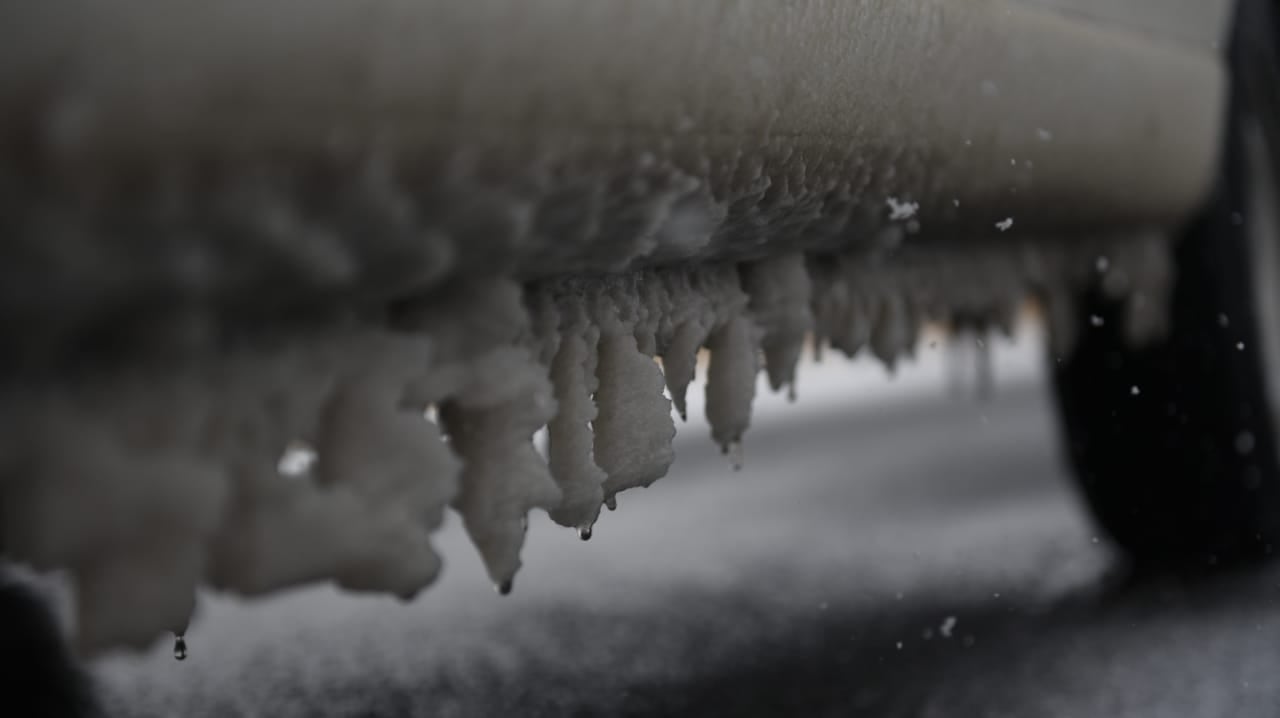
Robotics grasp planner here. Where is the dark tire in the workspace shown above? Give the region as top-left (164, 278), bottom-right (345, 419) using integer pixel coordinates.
top-left (1050, 0), bottom-right (1280, 567)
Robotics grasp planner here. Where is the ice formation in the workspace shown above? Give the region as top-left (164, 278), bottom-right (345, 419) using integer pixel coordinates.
top-left (0, 231), bottom-right (1174, 654)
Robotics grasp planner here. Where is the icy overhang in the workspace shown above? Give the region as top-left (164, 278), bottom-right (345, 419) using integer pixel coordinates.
top-left (0, 0), bottom-right (1223, 349)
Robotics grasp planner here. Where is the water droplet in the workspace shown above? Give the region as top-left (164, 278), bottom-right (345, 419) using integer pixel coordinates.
top-left (605, 495), bottom-right (618, 511)
top-left (1238, 341), bottom-right (1247, 351)
top-left (496, 578), bottom-right (513, 596)
top-left (1218, 313), bottom-right (1231, 328)
top-left (1130, 385), bottom-right (1141, 396)
top-left (896, 641), bottom-right (904, 650)
top-left (1236, 431), bottom-right (1256, 455)
top-left (1036, 128), bottom-right (1053, 141)
top-left (173, 634), bottom-right (188, 661)
top-left (1090, 315), bottom-right (1105, 327)
top-left (1091, 536), bottom-right (1100, 544)
top-left (1095, 256), bottom-right (1110, 273)
top-left (940, 616), bottom-right (957, 638)
top-left (578, 525), bottom-right (593, 541)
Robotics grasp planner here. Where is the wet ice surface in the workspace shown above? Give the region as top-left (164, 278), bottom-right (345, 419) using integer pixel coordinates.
top-left (93, 328), bottom-right (1280, 717)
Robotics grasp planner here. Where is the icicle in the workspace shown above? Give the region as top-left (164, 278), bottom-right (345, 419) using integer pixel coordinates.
top-left (545, 328), bottom-right (607, 531)
top-left (593, 334), bottom-right (677, 503)
top-left (663, 320), bottom-right (707, 422)
top-left (870, 290), bottom-right (911, 373)
top-left (73, 539), bottom-right (204, 654)
top-left (741, 253), bottom-right (814, 397)
top-left (832, 285), bottom-right (872, 358)
top-left (441, 349), bottom-right (562, 591)
top-left (311, 366), bottom-right (460, 598)
top-left (705, 315), bottom-right (759, 452)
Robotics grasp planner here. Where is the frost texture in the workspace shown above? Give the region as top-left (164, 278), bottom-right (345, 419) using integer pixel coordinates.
top-left (0, 236), bottom-right (1174, 653)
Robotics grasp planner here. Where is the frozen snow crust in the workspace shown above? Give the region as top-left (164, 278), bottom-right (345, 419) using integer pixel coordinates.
top-left (0, 232), bottom-right (1172, 654)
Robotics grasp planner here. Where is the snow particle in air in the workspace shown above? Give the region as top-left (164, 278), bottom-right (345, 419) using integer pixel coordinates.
top-left (885, 197), bottom-right (919, 221)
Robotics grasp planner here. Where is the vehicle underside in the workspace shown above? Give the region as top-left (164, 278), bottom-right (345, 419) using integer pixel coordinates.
top-left (7, 3), bottom-right (1280, 702)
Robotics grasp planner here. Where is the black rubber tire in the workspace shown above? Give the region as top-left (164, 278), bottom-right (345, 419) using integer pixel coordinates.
top-left (1051, 0), bottom-right (1280, 568)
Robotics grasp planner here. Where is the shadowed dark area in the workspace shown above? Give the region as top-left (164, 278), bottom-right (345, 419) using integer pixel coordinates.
top-left (0, 569), bottom-right (101, 718)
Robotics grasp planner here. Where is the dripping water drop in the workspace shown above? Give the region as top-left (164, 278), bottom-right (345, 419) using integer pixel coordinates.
top-left (173, 633), bottom-right (188, 661)
top-left (605, 495), bottom-right (618, 511)
top-left (579, 525), bottom-right (593, 541)
top-left (496, 579), bottom-right (513, 596)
